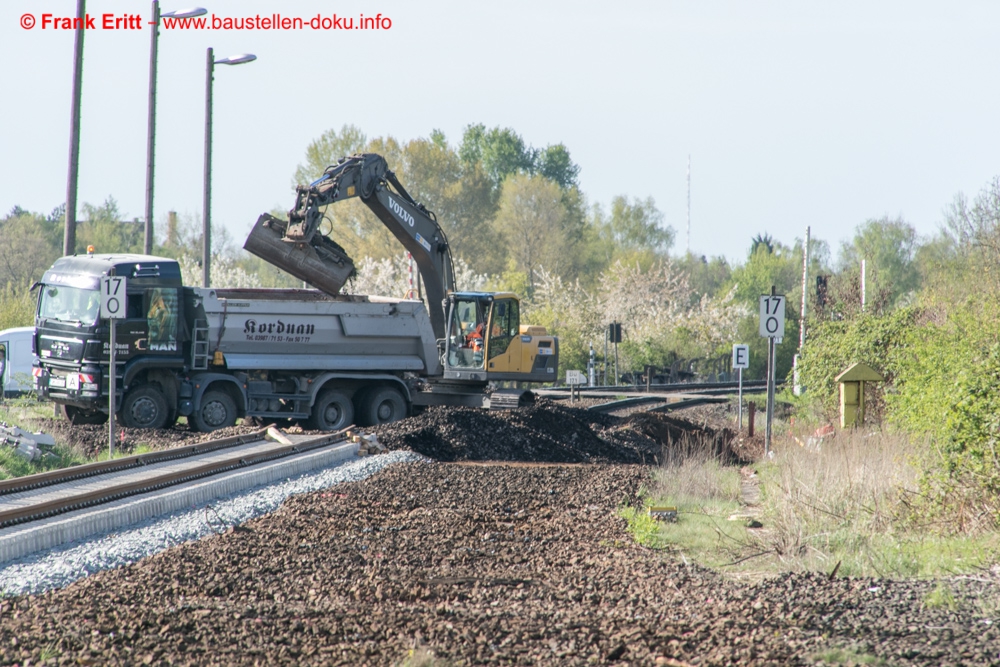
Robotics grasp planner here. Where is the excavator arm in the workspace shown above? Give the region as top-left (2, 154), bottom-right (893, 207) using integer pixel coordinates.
top-left (244, 153), bottom-right (455, 340)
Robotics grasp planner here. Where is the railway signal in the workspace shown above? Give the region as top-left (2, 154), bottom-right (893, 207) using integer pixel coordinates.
top-left (758, 287), bottom-right (784, 455)
top-left (732, 344), bottom-right (749, 430)
top-left (101, 275), bottom-right (126, 457)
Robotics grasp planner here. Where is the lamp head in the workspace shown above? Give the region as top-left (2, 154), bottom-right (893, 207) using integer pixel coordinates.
top-left (160, 7), bottom-right (208, 19)
top-left (215, 53), bottom-right (257, 65)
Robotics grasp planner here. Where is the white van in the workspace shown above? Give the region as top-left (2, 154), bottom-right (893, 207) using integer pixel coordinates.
top-left (0, 327), bottom-right (35, 397)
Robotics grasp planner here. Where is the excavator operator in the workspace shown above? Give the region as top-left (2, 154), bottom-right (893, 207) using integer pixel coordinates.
top-left (465, 322), bottom-right (485, 351)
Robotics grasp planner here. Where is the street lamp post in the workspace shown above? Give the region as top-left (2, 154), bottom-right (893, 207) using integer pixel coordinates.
top-left (202, 48), bottom-right (256, 287)
top-left (64, 0), bottom-right (86, 257)
top-left (144, 3), bottom-right (207, 255)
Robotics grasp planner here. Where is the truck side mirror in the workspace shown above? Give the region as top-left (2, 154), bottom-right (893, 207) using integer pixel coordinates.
top-left (0, 343), bottom-right (6, 381)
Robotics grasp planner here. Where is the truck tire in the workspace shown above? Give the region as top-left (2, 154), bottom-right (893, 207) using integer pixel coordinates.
top-left (62, 405), bottom-right (108, 425)
top-left (357, 386), bottom-right (406, 426)
top-left (120, 385), bottom-right (169, 430)
top-left (310, 390), bottom-right (354, 431)
top-left (192, 390), bottom-right (238, 432)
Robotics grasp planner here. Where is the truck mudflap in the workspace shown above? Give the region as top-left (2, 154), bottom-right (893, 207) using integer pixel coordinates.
top-left (243, 213), bottom-right (356, 297)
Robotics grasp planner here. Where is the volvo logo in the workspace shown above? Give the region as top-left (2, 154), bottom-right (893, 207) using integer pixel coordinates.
top-left (387, 195), bottom-right (415, 227)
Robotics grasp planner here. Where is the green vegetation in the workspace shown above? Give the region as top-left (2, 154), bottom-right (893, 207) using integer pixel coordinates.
top-left (0, 397), bottom-right (86, 480)
top-left (793, 176), bottom-right (1000, 530)
top-left (923, 582), bottom-right (958, 611)
top-left (812, 647), bottom-right (891, 666)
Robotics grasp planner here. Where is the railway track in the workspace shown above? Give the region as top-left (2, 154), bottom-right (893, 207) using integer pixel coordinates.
top-left (0, 427), bottom-right (362, 564)
top-left (542, 379), bottom-right (779, 395)
top-left (538, 379), bottom-right (785, 415)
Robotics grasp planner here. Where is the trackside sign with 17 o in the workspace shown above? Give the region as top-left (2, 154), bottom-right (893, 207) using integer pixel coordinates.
top-left (759, 294), bottom-right (785, 338)
top-left (101, 276), bottom-right (127, 320)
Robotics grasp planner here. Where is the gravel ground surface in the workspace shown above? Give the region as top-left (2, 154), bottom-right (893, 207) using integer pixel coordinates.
top-left (4, 403), bottom-right (995, 666)
top-left (2, 461), bottom-right (999, 666)
top-left (0, 450), bottom-right (422, 597)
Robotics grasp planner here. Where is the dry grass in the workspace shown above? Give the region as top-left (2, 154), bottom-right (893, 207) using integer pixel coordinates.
top-left (746, 430), bottom-right (1000, 577)
top-left (757, 430), bottom-right (917, 563)
top-left (646, 427), bottom-right (1000, 578)
top-left (656, 435), bottom-right (742, 505)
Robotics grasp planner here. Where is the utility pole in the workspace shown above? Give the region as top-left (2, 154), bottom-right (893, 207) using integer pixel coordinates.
top-left (794, 226), bottom-right (810, 395)
top-left (63, 0), bottom-right (86, 256)
top-left (202, 47), bottom-right (214, 287)
top-left (861, 259), bottom-right (867, 312)
top-left (143, 0), bottom-right (160, 255)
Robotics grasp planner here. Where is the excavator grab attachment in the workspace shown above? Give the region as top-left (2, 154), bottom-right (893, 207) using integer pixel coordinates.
top-left (243, 213), bottom-right (356, 296)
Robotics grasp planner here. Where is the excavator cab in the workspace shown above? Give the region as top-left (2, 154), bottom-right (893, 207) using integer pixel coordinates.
top-left (446, 294), bottom-right (489, 370)
top-left (443, 293), bottom-right (558, 383)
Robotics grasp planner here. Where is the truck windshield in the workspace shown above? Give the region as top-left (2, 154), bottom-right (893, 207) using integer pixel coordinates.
top-left (38, 286), bottom-right (100, 325)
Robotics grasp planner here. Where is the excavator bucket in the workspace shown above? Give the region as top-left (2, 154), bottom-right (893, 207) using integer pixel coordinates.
top-left (243, 213), bottom-right (356, 296)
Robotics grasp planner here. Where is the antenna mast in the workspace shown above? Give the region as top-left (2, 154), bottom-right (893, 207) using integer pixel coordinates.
top-left (686, 154), bottom-right (691, 254)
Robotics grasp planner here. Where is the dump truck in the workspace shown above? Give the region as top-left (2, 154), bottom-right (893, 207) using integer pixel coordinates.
top-left (33, 154), bottom-right (558, 430)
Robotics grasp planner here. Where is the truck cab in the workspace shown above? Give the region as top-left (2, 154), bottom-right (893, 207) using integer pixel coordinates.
top-left (34, 253), bottom-right (185, 425)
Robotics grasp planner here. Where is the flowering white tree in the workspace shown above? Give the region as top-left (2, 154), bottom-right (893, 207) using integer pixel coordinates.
top-left (522, 260), bottom-right (748, 375)
top-left (343, 255), bottom-right (487, 298)
top-left (180, 255), bottom-right (262, 289)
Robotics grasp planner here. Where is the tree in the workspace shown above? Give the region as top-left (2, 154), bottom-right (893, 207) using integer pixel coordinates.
top-left (838, 216), bottom-right (921, 306)
top-left (293, 124), bottom-right (368, 187)
top-left (399, 134), bottom-right (505, 274)
top-left (492, 174), bottom-right (571, 290)
top-left (751, 233), bottom-right (775, 255)
top-left (0, 207), bottom-right (61, 288)
top-left (536, 144), bottom-right (580, 190)
top-left (76, 197), bottom-right (144, 255)
top-left (459, 124), bottom-right (535, 189)
top-left (676, 253), bottom-right (733, 304)
top-left (596, 196), bottom-right (674, 268)
top-left (940, 177), bottom-right (1000, 296)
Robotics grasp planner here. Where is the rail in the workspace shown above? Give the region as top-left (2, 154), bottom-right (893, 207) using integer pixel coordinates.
top-left (0, 428), bottom-right (353, 529)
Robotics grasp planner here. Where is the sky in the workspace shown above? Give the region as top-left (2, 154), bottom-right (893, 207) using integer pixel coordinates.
top-left (2, 0), bottom-right (999, 265)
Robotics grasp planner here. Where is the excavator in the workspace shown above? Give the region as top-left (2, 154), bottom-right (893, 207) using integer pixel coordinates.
top-left (244, 153), bottom-right (558, 408)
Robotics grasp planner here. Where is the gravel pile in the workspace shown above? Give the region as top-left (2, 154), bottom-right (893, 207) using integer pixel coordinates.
top-left (2, 462), bottom-right (998, 665)
top-left (0, 450), bottom-right (422, 597)
top-left (373, 400), bottom-right (737, 464)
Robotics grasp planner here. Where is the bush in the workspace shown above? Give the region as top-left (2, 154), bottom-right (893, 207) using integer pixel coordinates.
top-left (796, 308), bottom-right (916, 421)
top-left (0, 282), bottom-right (36, 331)
top-left (889, 304), bottom-right (1000, 527)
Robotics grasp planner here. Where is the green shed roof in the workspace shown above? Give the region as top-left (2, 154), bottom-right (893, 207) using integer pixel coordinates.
top-left (835, 362), bottom-right (884, 383)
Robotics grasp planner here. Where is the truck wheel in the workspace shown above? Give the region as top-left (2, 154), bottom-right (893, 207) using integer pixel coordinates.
top-left (120, 385), bottom-right (169, 429)
top-left (62, 405), bottom-right (108, 425)
top-left (192, 390), bottom-right (238, 432)
top-left (358, 386), bottom-right (406, 426)
top-left (310, 390), bottom-right (354, 431)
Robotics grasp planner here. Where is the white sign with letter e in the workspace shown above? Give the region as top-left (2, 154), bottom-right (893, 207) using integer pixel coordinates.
top-left (732, 344), bottom-right (749, 369)
top-left (101, 276), bottom-right (127, 320)
top-left (759, 294), bottom-right (785, 338)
